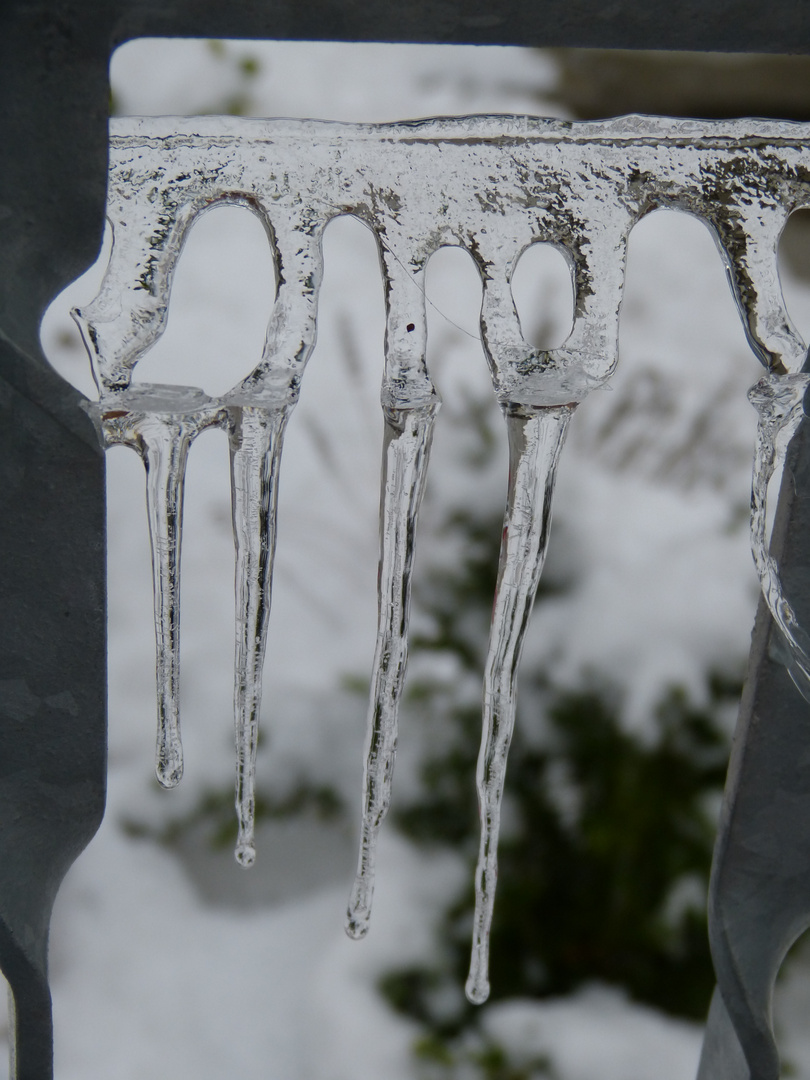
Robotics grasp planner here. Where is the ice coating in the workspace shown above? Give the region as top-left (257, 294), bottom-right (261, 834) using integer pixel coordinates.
top-left (466, 403), bottom-right (574, 1004)
top-left (748, 373), bottom-right (810, 698)
top-left (229, 403), bottom-right (292, 866)
top-left (346, 400), bottom-right (439, 938)
top-left (88, 384), bottom-right (223, 786)
top-left (76, 113), bottom-right (810, 996)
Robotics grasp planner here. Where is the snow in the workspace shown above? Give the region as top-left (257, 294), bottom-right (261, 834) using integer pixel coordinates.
top-left (50, 824), bottom-right (458, 1080)
top-left (481, 986), bottom-right (704, 1080)
top-left (23, 35), bottom-right (810, 1080)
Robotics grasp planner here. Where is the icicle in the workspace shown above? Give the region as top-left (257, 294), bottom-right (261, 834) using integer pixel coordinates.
top-left (142, 418), bottom-right (191, 788)
top-left (346, 399), bottom-right (439, 938)
top-left (466, 402), bottom-right (574, 1005)
top-left (94, 385), bottom-right (221, 788)
top-left (228, 402), bottom-right (292, 867)
top-left (748, 373), bottom-right (810, 698)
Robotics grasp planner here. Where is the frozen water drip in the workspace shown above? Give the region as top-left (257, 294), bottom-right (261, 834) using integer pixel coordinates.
top-left (466, 402), bottom-right (574, 1004)
top-left (76, 113), bottom-right (810, 1007)
top-left (229, 403), bottom-right (292, 867)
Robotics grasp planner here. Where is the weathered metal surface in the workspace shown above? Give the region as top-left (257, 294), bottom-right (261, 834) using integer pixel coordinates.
top-left (0, 7), bottom-right (109, 1079)
top-left (0, 344), bottom-right (106, 1080)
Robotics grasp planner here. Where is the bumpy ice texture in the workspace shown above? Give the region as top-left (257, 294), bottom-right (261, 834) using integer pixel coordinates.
top-left (76, 114), bottom-right (810, 1011)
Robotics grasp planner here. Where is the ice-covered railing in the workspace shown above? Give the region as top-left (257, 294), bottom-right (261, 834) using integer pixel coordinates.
top-left (76, 113), bottom-right (810, 1008)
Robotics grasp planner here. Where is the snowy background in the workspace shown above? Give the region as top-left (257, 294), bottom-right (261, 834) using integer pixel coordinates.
top-left (18, 38), bottom-right (810, 1079)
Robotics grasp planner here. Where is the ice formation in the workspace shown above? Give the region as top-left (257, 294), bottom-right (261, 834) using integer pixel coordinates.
top-left (346, 400), bottom-right (439, 939)
top-left (748, 372), bottom-right (810, 701)
top-left (466, 401), bottom-right (574, 1004)
top-left (76, 114), bottom-right (810, 1004)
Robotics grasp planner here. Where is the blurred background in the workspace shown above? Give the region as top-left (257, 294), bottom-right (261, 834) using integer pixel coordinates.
top-left (24, 39), bottom-right (810, 1079)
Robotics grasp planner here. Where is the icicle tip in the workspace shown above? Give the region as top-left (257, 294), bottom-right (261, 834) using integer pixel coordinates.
top-left (465, 974), bottom-right (490, 1006)
top-left (155, 756), bottom-right (183, 789)
top-left (235, 842), bottom-right (256, 868)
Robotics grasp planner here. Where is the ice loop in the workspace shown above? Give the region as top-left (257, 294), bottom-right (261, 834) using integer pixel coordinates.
top-left (76, 112), bottom-right (810, 1004)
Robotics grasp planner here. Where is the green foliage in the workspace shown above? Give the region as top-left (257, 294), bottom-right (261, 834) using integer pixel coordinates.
top-left (203, 41), bottom-right (263, 117)
top-left (413, 1034), bottom-right (552, 1080)
top-left (386, 674), bottom-right (735, 1034)
top-left (122, 778), bottom-right (344, 850)
top-left (477, 681), bottom-right (728, 1014)
top-left (110, 40), bottom-right (263, 118)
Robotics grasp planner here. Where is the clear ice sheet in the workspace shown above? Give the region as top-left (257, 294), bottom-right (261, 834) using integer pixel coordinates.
top-left (77, 112), bottom-right (810, 998)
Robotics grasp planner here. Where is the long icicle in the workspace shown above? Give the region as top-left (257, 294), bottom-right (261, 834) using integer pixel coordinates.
top-left (95, 387), bottom-right (220, 789)
top-left (229, 403), bottom-right (292, 867)
top-left (136, 413), bottom-right (196, 788)
top-left (466, 401), bottom-right (574, 1005)
top-left (346, 399), bottom-right (440, 939)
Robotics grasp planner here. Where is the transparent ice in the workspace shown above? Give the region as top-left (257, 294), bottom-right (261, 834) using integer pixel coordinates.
top-left (346, 399), bottom-right (439, 939)
top-left (466, 401), bottom-right (574, 1004)
top-left (229, 402), bottom-right (292, 866)
top-left (748, 372), bottom-right (810, 700)
top-left (91, 384), bottom-right (224, 787)
top-left (76, 113), bottom-right (810, 1004)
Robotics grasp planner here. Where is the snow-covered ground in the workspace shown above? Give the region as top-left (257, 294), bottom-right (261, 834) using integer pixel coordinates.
top-left (20, 38), bottom-right (810, 1079)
